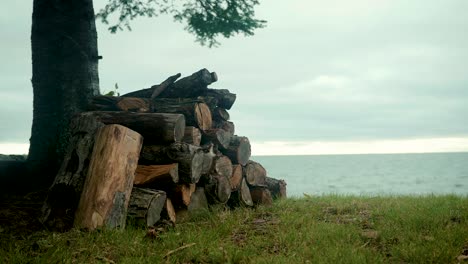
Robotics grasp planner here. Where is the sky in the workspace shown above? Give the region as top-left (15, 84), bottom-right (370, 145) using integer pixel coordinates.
top-left (1, 0), bottom-right (468, 155)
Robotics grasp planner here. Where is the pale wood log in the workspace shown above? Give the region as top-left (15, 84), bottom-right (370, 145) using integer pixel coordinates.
top-left (161, 197), bottom-right (177, 224)
top-left (204, 174), bottom-right (231, 204)
top-left (89, 96), bottom-right (150, 112)
top-left (183, 126), bottom-right (201, 146)
top-left (158, 68), bottom-right (217, 98)
top-left (265, 177), bottom-right (287, 199)
top-left (134, 164), bottom-right (179, 186)
top-left (243, 160), bottom-right (267, 187)
top-left (202, 128), bottom-right (231, 150)
top-left (250, 187), bottom-right (273, 206)
top-left (151, 99), bottom-right (212, 130)
top-left (223, 136), bottom-right (251, 166)
top-left (230, 165), bottom-right (243, 191)
top-left (139, 143), bottom-right (204, 184)
top-left (127, 187), bottom-right (167, 227)
top-left (121, 73), bottom-right (181, 98)
top-left (81, 111), bottom-right (185, 144)
top-left (228, 177), bottom-right (253, 207)
top-left (74, 124), bottom-right (143, 230)
top-left (40, 114), bottom-right (105, 230)
top-left (203, 88), bottom-right (236, 110)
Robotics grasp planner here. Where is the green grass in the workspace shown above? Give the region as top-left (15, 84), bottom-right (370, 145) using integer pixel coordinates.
top-left (1, 195), bottom-right (467, 263)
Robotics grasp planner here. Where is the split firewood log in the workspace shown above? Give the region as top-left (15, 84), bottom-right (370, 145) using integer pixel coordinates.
top-left (230, 165), bottom-right (243, 191)
top-left (133, 164), bottom-right (179, 186)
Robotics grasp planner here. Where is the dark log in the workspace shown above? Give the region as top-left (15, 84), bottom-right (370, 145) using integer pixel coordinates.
top-left (211, 155), bottom-right (233, 179)
top-left (243, 160), bottom-right (267, 187)
top-left (157, 68), bottom-right (217, 98)
top-left (74, 124), bottom-right (143, 230)
top-left (250, 187), bottom-right (273, 206)
top-left (203, 88), bottom-right (236, 110)
top-left (134, 164), bottom-right (179, 186)
top-left (121, 73), bottom-right (181, 98)
top-left (161, 197), bottom-right (176, 224)
top-left (127, 187), bottom-right (167, 227)
top-left (169, 183), bottom-right (196, 209)
top-left (228, 177), bottom-right (253, 207)
top-left (212, 107), bottom-right (230, 121)
top-left (201, 143), bottom-right (216, 175)
top-left (183, 126), bottom-right (202, 146)
top-left (140, 143), bottom-right (204, 184)
top-left (89, 96), bottom-right (150, 112)
top-left (151, 98), bottom-right (212, 130)
top-left (230, 165), bottom-right (243, 191)
top-left (202, 128), bottom-right (231, 150)
top-left (81, 111), bottom-right (185, 144)
top-left (223, 136), bottom-right (251, 166)
top-left (214, 120), bottom-right (235, 135)
top-left (204, 174), bottom-right (231, 204)
top-left (40, 114), bottom-right (105, 230)
top-left (265, 177), bottom-right (287, 199)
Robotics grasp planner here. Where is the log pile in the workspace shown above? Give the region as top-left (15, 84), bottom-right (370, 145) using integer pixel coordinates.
top-left (41, 69), bottom-right (287, 231)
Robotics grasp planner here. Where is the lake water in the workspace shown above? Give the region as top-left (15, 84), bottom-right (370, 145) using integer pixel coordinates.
top-left (252, 152), bottom-right (468, 197)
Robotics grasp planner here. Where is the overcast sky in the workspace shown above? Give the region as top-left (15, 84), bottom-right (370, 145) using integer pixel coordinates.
top-left (1, 0), bottom-right (468, 155)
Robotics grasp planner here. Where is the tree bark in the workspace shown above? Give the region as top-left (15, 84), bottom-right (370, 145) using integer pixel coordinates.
top-left (139, 143), bottom-right (204, 184)
top-left (265, 177), bottom-right (287, 199)
top-left (212, 107), bottom-right (230, 121)
top-left (151, 99), bottom-right (212, 130)
top-left (203, 89), bottom-right (236, 110)
top-left (74, 124), bottom-right (143, 230)
top-left (202, 129), bottom-right (231, 150)
top-left (243, 160), bottom-right (267, 187)
top-left (183, 126), bottom-right (202, 146)
top-left (127, 187), bottom-right (167, 227)
top-left (157, 69), bottom-right (217, 98)
top-left (89, 96), bottom-right (150, 112)
top-left (223, 136), bottom-right (251, 166)
top-left (29, 0), bottom-right (100, 183)
top-left (40, 114), bottom-right (104, 230)
top-left (80, 111), bottom-right (185, 144)
top-left (134, 164), bottom-right (179, 186)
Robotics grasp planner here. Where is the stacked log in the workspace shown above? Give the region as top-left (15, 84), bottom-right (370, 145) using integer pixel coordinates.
top-left (42, 69), bottom-right (287, 231)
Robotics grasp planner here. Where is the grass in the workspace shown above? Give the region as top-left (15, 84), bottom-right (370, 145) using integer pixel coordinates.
top-left (1, 195), bottom-right (467, 263)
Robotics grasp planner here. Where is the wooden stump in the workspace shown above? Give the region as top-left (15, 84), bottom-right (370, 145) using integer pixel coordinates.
top-left (243, 160), bottom-right (267, 187)
top-left (127, 187), bottom-right (167, 227)
top-left (133, 164), bottom-right (179, 186)
top-left (74, 124), bottom-right (143, 230)
top-left (81, 111), bottom-right (185, 144)
top-left (40, 114), bottom-right (104, 230)
top-left (223, 136), bottom-right (251, 166)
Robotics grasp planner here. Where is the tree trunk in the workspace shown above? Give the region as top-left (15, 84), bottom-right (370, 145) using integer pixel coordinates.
top-left (29, 0), bottom-right (100, 183)
top-left (134, 164), bottom-right (179, 186)
top-left (74, 124), bottom-right (143, 230)
top-left (40, 114), bottom-right (104, 230)
top-left (243, 160), bottom-right (267, 187)
top-left (265, 177), bottom-right (287, 199)
top-left (127, 187), bottom-right (167, 227)
top-left (223, 136), bottom-right (251, 166)
top-left (81, 111), bottom-right (185, 144)
top-left (183, 126), bottom-right (202, 146)
top-left (139, 143), bottom-right (204, 184)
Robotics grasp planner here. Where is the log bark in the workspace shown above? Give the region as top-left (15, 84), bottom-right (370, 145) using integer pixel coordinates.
top-left (89, 96), bottom-right (150, 112)
top-left (204, 175), bottom-right (231, 204)
top-left (40, 114), bottom-right (104, 230)
top-left (202, 128), bottom-right (231, 150)
top-left (74, 124), bottom-right (143, 230)
top-left (203, 88), bottom-right (236, 110)
top-left (250, 187), bottom-right (273, 206)
top-left (134, 164), bottom-right (179, 186)
top-left (223, 136), bottom-right (251, 166)
top-left (81, 111), bottom-right (185, 144)
top-left (230, 165), bottom-right (243, 191)
top-left (157, 69), bottom-right (217, 98)
top-left (127, 187), bottom-right (167, 227)
top-left (140, 143), bottom-right (204, 184)
top-left (151, 99), bottom-right (212, 130)
top-left (121, 73), bottom-right (181, 98)
top-left (212, 107), bottom-right (230, 121)
top-left (183, 126), bottom-right (202, 146)
top-left (214, 120), bottom-right (235, 135)
top-left (169, 183), bottom-right (196, 209)
top-left (265, 177), bottom-right (287, 199)
top-left (228, 177), bottom-right (253, 207)
top-left (243, 160), bottom-right (267, 187)
top-left (211, 155), bottom-right (233, 179)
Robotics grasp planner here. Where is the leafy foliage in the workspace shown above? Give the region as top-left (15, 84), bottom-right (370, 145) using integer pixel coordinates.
top-left (96, 0), bottom-right (266, 47)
